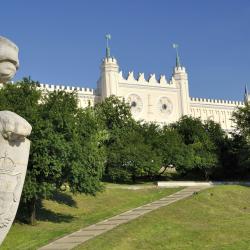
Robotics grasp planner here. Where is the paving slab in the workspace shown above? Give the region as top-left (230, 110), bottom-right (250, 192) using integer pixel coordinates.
top-left (38, 186), bottom-right (208, 250)
top-left (95, 221), bottom-right (118, 226)
top-left (42, 242), bottom-right (80, 250)
top-left (54, 237), bottom-right (88, 244)
top-left (69, 235), bottom-right (94, 240)
top-left (133, 207), bottom-right (154, 211)
top-left (113, 215), bottom-right (140, 220)
top-left (86, 224), bottom-right (116, 230)
top-left (96, 220), bottom-right (124, 225)
top-left (72, 230), bottom-right (104, 235)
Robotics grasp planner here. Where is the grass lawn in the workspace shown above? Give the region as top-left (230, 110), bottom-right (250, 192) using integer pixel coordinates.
top-left (76, 185), bottom-right (250, 250)
top-left (1, 184), bottom-right (180, 250)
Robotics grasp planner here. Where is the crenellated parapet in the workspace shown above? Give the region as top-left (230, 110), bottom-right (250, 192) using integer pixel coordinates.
top-left (190, 97), bottom-right (244, 106)
top-left (102, 57), bottom-right (118, 64)
top-left (190, 96), bottom-right (244, 131)
top-left (173, 66), bottom-right (186, 74)
top-left (37, 83), bottom-right (99, 109)
top-left (38, 83), bottom-right (97, 95)
top-left (118, 70), bottom-right (174, 86)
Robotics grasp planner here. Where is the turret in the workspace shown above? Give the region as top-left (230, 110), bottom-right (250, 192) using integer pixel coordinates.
top-left (244, 84), bottom-right (250, 104)
top-left (172, 44), bottom-right (190, 115)
top-left (98, 34), bottom-right (120, 100)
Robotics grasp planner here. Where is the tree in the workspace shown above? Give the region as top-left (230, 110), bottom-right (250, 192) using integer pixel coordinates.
top-left (203, 120), bottom-right (237, 179)
top-left (0, 79), bottom-right (106, 224)
top-left (231, 104), bottom-right (250, 177)
top-left (105, 124), bottom-right (162, 183)
top-left (95, 95), bottom-right (133, 130)
top-left (232, 103), bottom-right (250, 139)
top-left (158, 126), bottom-right (190, 175)
top-left (172, 116), bottom-right (218, 180)
top-left (96, 96), bottom-right (162, 183)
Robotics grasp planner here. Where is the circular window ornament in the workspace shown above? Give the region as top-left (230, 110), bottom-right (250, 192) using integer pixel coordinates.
top-left (158, 97), bottom-right (173, 115)
top-left (127, 94), bottom-right (143, 114)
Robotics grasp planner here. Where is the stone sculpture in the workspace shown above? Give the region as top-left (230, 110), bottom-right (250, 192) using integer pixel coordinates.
top-left (0, 36), bottom-right (19, 84)
top-left (0, 36), bottom-right (32, 245)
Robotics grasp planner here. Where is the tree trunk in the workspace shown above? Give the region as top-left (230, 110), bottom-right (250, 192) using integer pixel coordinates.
top-left (28, 198), bottom-right (36, 225)
top-left (204, 169), bottom-right (210, 181)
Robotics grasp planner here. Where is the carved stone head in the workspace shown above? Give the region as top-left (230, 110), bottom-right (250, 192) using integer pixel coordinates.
top-left (0, 37), bottom-right (19, 83)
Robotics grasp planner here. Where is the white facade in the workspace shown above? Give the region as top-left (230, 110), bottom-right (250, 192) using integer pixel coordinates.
top-left (39, 55), bottom-right (245, 132)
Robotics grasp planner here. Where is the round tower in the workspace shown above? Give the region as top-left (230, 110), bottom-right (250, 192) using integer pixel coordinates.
top-left (98, 34), bottom-right (120, 100)
top-left (99, 57), bottom-right (119, 100)
top-left (172, 44), bottom-right (190, 115)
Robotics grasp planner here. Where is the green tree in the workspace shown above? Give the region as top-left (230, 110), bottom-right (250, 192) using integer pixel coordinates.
top-left (0, 79), bottom-right (106, 224)
top-left (95, 95), bottom-right (133, 130)
top-left (158, 126), bottom-right (191, 175)
top-left (233, 103), bottom-right (250, 140)
top-left (231, 104), bottom-right (250, 176)
top-left (96, 96), bottom-right (162, 183)
top-left (105, 124), bottom-right (161, 183)
top-left (203, 120), bottom-right (235, 179)
top-left (172, 116), bottom-right (218, 180)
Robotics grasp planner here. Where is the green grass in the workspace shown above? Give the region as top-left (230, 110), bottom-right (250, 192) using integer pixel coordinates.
top-left (75, 185), bottom-right (250, 250)
top-left (1, 185), bottom-right (179, 250)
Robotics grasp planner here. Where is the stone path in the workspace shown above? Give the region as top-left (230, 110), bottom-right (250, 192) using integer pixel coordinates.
top-left (39, 186), bottom-right (208, 250)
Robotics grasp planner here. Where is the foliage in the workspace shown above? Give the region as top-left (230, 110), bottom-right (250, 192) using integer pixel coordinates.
top-left (231, 104), bottom-right (250, 176)
top-left (0, 78), bottom-right (106, 224)
top-left (232, 103), bottom-right (250, 139)
top-left (96, 97), bottom-right (163, 183)
top-left (95, 95), bottom-right (133, 130)
top-left (105, 124), bottom-right (162, 183)
top-left (172, 116), bottom-right (218, 179)
top-left (158, 126), bottom-right (191, 173)
top-left (2, 80), bottom-right (250, 227)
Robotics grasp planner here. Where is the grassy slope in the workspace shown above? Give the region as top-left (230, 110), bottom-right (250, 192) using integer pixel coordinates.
top-left (1, 185), bottom-right (179, 250)
top-left (76, 185), bottom-right (250, 250)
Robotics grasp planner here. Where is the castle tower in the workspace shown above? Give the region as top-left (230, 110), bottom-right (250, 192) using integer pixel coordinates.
top-left (172, 44), bottom-right (190, 116)
top-left (98, 34), bottom-right (120, 100)
top-left (244, 84), bottom-right (249, 104)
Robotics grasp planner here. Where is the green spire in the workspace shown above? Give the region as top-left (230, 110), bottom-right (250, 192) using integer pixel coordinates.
top-left (105, 34), bottom-right (111, 58)
top-left (173, 43), bottom-right (181, 67)
top-left (244, 84), bottom-right (249, 104)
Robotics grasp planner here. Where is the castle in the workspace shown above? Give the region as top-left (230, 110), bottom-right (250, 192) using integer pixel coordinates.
top-left (38, 40), bottom-right (248, 132)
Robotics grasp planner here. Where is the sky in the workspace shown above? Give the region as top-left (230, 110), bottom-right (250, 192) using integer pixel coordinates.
top-left (1, 0), bottom-right (250, 101)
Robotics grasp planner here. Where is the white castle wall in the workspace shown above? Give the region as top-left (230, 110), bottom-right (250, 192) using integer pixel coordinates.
top-left (98, 57), bottom-right (243, 131)
top-left (38, 83), bottom-right (100, 108)
top-left (18, 56), bottom-right (244, 132)
top-left (116, 70), bottom-right (182, 124)
top-left (190, 97), bottom-right (243, 131)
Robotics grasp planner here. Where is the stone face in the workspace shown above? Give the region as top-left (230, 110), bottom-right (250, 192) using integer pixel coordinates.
top-left (0, 36), bottom-right (19, 84)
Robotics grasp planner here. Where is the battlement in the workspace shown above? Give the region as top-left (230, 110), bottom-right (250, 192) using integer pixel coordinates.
top-left (118, 71), bottom-right (175, 86)
top-left (173, 66), bottom-right (186, 73)
top-left (102, 57), bottom-right (117, 64)
top-left (190, 97), bottom-right (244, 106)
top-left (39, 83), bottom-right (96, 95)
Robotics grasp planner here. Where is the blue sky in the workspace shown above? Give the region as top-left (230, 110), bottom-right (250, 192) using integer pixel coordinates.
top-left (1, 0), bottom-right (250, 101)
